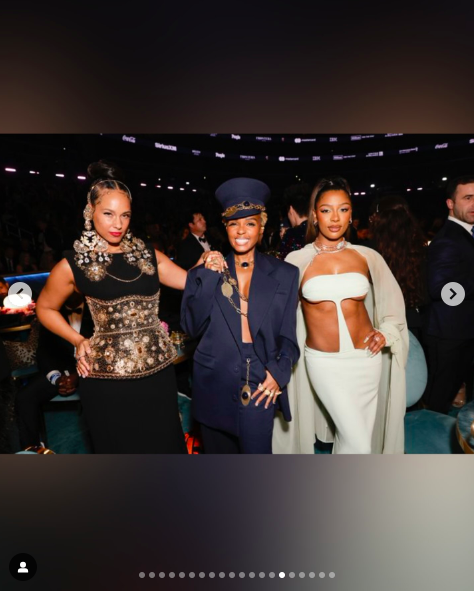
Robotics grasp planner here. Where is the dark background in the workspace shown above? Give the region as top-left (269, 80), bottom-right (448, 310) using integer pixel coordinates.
top-left (1, 1), bottom-right (474, 589)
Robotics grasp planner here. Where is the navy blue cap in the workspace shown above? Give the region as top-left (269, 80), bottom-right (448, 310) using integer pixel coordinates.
top-left (215, 177), bottom-right (270, 220)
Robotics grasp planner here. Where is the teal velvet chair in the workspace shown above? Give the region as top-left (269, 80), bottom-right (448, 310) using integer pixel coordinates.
top-left (404, 331), bottom-right (462, 454)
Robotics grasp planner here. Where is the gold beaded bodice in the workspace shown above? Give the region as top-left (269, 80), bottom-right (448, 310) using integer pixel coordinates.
top-left (85, 290), bottom-right (177, 379)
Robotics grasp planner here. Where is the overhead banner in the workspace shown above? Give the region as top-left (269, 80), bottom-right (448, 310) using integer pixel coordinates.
top-left (103, 135), bottom-right (474, 163)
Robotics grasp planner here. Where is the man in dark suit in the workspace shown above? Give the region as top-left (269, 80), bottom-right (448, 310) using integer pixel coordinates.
top-left (15, 292), bottom-right (93, 448)
top-left (161, 210), bottom-right (212, 333)
top-left (176, 211), bottom-right (211, 270)
top-left (278, 183), bottom-right (311, 260)
top-left (423, 175), bottom-right (474, 413)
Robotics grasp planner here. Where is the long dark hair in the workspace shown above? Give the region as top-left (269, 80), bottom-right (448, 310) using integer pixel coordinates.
top-left (369, 195), bottom-right (428, 308)
top-left (305, 176), bottom-right (352, 244)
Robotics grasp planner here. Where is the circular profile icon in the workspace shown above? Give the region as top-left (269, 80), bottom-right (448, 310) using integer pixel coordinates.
top-left (441, 282), bottom-right (465, 307)
top-left (6, 282), bottom-right (33, 308)
top-left (9, 553), bottom-right (37, 581)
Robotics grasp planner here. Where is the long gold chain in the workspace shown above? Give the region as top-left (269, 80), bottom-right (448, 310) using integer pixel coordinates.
top-left (105, 270), bottom-right (143, 283)
top-left (223, 269), bottom-right (249, 302)
top-left (221, 268), bottom-right (249, 316)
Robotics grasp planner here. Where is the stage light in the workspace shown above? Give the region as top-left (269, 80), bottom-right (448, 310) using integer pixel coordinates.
top-left (77, 175), bottom-right (86, 180)
top-left (354, 192), bottom-right (360, 195)
top-left (29, 171), bottom-right (38, 175)
top-left (442, 177), bottom-right (447, 181)
top-left (186, 181), bottom-right (190, 185)
top-left (5, 167), bottom-right (16, 172)
top-left (167, 186), bottom-right (173, 190)
top-left (140, 183), bottom-right (147, 187)
top-left (55, 173), bottom-right (65, 178)
top-left (417, 187), bottom-right (423, 191)
top-left (180, 188), bottom-right (185, 191)
top-left (370, 184), bottom-right (375, 188)
top-left (192, 189), bottom-right (197, 192)
top-left (156, 185), bottom-right (161, 188)
top-left (361, 192), bottom-right (366, 195)
top-left (407, 188), bottom-right (411, 191)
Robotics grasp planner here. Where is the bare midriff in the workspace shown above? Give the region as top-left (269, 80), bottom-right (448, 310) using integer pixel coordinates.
top-left (302, 296), bottom-right (373, 352)
top-left (300, 248), bottom-right (373, 352)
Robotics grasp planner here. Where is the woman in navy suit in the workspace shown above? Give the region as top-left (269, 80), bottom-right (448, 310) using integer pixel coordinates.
top-left (181, 178), bottom-right (300, 454)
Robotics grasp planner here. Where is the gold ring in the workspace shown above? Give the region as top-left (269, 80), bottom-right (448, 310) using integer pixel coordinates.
top-left (264, 389), bottom-right (273, 396)
top-left (257, 383), bottom-right (264, 392)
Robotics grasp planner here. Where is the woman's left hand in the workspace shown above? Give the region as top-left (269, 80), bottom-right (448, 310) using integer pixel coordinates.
top-left (364, 329), bottom-right (386, 357)
top-left (252, 370), bottom-right (281, 409)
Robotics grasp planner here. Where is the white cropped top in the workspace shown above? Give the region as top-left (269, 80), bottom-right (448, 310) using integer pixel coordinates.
top-left (301, 272), bottom-right (370, 351)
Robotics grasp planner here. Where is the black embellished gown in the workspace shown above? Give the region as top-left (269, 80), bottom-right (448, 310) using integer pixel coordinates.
top-left (64, 247), bottom-right (186, 453)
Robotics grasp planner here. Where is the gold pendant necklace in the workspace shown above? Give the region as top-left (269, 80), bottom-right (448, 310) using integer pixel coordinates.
top-left (241, 358), bottom-right (252, 405)
top-left (220, 266), bottom-right (249, 316)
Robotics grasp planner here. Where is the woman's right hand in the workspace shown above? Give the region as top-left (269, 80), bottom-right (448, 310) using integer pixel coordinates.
top-left (75, 337), bottom-right (92, 378)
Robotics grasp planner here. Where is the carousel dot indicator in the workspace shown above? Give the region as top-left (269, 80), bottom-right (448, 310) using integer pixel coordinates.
top-left (139, 572), bottom-right (145, 579)
top-left (199, 572), bottom-right (205, 578)
top-left (229, 572), bottom-right (235, 578)
top-left (149, 572), bottom-right (155, 578)
top-left (179, 572), bottom-right (185, 578)
top-left (279, 572), bottom-right (285, 578)
top-left (309, 572), bottom-right (315, 578)
top-left (219, 572), bottom-right (225, 578)
top-left (159, 572), bottom-right (165, 579)
top-left (259, 572), bottom-right (265, 578)
top-left (249, 572), bottom-right (255, 578)
top-left (289, 572), bottom-right (295, 578)
top-left (189, 572), bottom-right (195, 578)
top-left (299, 572), bottom-right (306, 578)
top-left (239, 572), bottom-right (245, 578)
top-left (209, 572), bottom-right (215, 578)
top-left (169, 572), bottom-right (175, 578)
top-left (329, 572), bottom-right (335, 578)
top-left (269, 572), bottom-right (276, 578)
top-left (319, 572), bottom-right (326, 578)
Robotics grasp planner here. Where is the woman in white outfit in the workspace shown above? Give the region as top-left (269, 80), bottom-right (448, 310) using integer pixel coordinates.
top-left (273, 177), bottom-right (408, 454)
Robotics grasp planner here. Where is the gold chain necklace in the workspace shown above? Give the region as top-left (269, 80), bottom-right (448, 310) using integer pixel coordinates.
top-left (105, 270), bottom-right (144, 283)
top-left (221, 267), bottom-right (249, 316)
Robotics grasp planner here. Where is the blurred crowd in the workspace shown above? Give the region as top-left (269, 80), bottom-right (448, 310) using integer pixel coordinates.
top-left (0, 176), bottom-right (446, 278)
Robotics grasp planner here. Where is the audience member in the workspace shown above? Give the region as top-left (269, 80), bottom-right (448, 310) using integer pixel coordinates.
top-left (278, 183), bottom-right (311, 260)
top-left (423, 176), bottom-right (474, 413)
top-left (15, 292), bottom-right (93, 449)
top-left (176, 211), bottom-right (212, 270)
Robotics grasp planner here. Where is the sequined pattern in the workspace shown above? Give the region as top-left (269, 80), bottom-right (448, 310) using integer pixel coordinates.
top-left (85, 290), bottom-right (177, 378)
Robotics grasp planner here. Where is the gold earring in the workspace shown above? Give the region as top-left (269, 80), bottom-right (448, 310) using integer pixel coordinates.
top-left (83, 203), bottom-right (93, 231)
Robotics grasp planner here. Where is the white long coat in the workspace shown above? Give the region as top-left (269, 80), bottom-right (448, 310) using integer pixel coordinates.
top-left (272, 243), bottom-right (409, 454)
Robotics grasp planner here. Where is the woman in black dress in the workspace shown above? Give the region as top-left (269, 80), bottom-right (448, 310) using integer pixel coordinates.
top-left (37, 161), bottom-right (203, 453)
